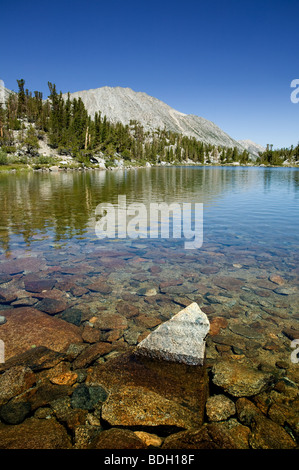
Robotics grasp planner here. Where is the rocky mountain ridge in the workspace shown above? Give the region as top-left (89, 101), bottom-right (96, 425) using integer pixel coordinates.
top-left (63, 86), bottom-right (262, 156)
top-left (237, 139), bottom-right (265, 157)
top-left (1, 81), bottom-right (265, 158)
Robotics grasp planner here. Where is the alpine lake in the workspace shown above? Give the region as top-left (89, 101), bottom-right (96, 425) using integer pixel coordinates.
top-left (0, 165), bottom-right (298, 450)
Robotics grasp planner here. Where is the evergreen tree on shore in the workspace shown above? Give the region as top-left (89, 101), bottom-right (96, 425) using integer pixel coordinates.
top-left (3, 78), bottom-right (293, 166)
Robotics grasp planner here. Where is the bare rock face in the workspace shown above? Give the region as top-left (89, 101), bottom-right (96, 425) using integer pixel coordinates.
top-left (135, 302), bottom-right (210, 365)
top-left (63, 86), bottom-right (246, 152)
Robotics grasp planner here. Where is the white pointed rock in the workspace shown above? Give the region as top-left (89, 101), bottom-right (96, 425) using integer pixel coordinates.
top-left (136, 302), bottom-right (210, 365)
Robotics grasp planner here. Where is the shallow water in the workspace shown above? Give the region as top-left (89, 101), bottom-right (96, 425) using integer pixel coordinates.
top-left (0, 166), bottom-right (298, 369)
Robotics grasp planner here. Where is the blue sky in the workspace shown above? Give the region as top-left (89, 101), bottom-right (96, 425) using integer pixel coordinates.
top-left (1, 0), bottom-right (298, 148)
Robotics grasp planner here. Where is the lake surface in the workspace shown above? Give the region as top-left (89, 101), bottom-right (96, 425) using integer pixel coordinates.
top-left (0, 166), bottom-right (298, 369)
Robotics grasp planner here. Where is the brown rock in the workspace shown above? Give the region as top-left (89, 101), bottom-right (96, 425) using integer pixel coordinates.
top-left (253, 289), bottom-right (271, 298)
top-left (0, 417), bottom-right (71, 449)
top-left (282, 327), bottom-right (299, 341)
top-left (115, 301), bottom-right (140, 318)
top-left (106, 329), bottom-right (123, 342)
top-left (213, 276), bottom-right (244, 291)
top-left (0, 307), bottom-right (82, 360)
top-left (0, 366), bottom-right (36, 406)
top-left (236, 397), bottom-right (263, 426)
top-left (209, 317), bottom-right (228, 336)
top-left (70, 285), bottom-right (89, 297)
top-left (32, 288), bottom-right (69, 301)
top-left (195, 284), bottom-right (211, 295)
top-left (255, 279), bottom-right (277, 290)
top-left (94, 313), bottom-right (128, 331)
top-left (35, 297), bottom-right (68, 315)
top-left (134, 431), bottom-right (162, 447)
top-left (82, 325), bottom-right (102, 343)
top-left (72, 342), bottom-right (112, 369)
top-left (102, 385), bottom-right (197, 428)
top-left (249, 415), bottom-right (297, 449)
top-left (24, 279), bottom-right (56, 293)
top-left (121, 293), bottom-right (139, 302)
top-left (0, 346), bottom-right (65, 373)
top-left (206, 394), bottom-right (236, 421)
top-left (162, 423), bottom-right (236, 449)
top-left (0, 288), bottom-right (18, 303)
top-left (159, 279), bottom-right (183, 289)
top-left (268, 402), bottom-right (299, 439)
top-left (201, 305), bottom-right (216, 314)
top-left (89, 428), bottom-right (147, 449)
top-left (48, 363), bottom-right (78, 386)
top-left (25, 383), bottom-right (73, 411)
top-left (60, 263), bottom-right (94, 275)
top-left (269, 274), bottom-right (285, 286)
top-left (73, 422), bottom-right (100, 448)
top-left (208, 420), bottom-right (250, 449)
top-left (88, 281), bottom-right (112, 294)
top-left (135, 314), bottom-right (162, 329)
top-left (150, 265), bottom-right (161, 274)
top-left (87, 352), bottom-right (208, 429)
top-left (212, 360), bottom-right (273, 397)
top-left (100, 257), bottom-right (125, 268)
top-left (199, 266), bottom-right (220, 275)
top-left (0, 257), bottom-right (46, 275)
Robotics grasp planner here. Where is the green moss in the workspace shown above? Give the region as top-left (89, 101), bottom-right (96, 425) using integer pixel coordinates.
top-left (0, 163), bottom-right (31, 172)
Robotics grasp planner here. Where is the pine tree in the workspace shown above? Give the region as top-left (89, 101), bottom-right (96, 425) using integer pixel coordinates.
top-left (17, 79), bottom-right (26, 118)
top-left (24, 125), bottom-right (39, 155)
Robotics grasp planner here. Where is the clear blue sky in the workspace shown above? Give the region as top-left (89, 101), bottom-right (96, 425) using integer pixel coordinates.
top-left (1, 0), bottom-right (298, 148)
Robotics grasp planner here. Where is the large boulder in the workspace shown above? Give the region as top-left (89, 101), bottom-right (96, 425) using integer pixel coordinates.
top-left (0, 417), bottom-right (71, 449)
top-left (212, 360), bottom-right (274, 397)
top-left (135, 302), bottom-right (210, 365)
top-left (0, 307), bottom-right (82, 360)
top-left (87, 351), bottom-right (208, 429)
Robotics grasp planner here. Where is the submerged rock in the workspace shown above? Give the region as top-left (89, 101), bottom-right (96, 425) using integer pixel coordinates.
top-left (0, 366), bottom-right (36, 406)
top-left (102, 385), bottom-right (198, 428)
top-left (0, 307), bottom-right (82, 360)
top-left (228, 323), bottom-right (263, 340)
top-left (0, 417), bottom-right (71, 449)
top-left (269, 274), bottom-right (285, 286)
top-left (212, 361), bottom-right (274, 397)
top-left (206, 394), bottom-right (236, 422)
top-left (24, 279), bottom-right (56, 293)
top-left (249, 415), bottom-right (297, 449)
top-left (274, 286), bottom-right (298, 295)
top-left (89, 428), bottom-right (147, 449)
top-left (35, 298), bottom-right (68, 315)
top-left (87, 351), bottom-right (208, 429)
top-left (135, 302), bottom-right (210, 365)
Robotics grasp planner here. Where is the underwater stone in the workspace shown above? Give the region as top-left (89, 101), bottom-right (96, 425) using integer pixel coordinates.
top-left (135, 302), bottom-right (210, 365)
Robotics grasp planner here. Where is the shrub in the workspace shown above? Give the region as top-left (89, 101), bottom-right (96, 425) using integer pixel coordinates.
top-left (0, 150), bottom-right (8, 165)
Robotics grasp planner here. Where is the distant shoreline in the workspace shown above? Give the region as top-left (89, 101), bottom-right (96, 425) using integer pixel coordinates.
top-left (0, 160), bottom-right (298, 173)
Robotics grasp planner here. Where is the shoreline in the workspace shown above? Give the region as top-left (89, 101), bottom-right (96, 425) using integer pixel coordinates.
top-left (1, 161), bottom-right (298, 173)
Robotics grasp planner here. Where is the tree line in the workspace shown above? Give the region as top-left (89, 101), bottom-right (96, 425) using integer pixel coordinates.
top-left (1, 79), bottom-right (254, 165)
top-left (257, 143), bottom-right (299, 165)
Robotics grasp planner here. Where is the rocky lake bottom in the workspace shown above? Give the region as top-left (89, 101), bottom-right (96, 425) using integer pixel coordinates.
top-left (0, 237), bottom-right (298, 450)
top-left (0, 166), bottom-right (298, 450)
